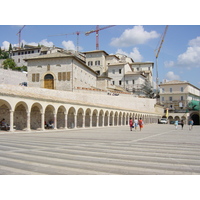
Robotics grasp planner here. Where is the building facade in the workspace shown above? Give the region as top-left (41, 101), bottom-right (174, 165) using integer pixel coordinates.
top-left (159, 80), bottom-right (200, 125)
top-left (26, 52), bottom-right (97, 91)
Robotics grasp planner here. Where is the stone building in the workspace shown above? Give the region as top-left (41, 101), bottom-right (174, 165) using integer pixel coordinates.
top-left (25, 51), bottom-right (97, 91)
top-left (83, 50), bottom-right (154, 94)
top-left (159, 80), bottom-right (200, 125)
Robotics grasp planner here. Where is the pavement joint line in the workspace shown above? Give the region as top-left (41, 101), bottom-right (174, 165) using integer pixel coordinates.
top-left (129, 130), bottom-right (176, 143)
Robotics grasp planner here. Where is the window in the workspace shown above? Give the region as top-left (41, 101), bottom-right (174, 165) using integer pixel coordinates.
top-left (32, 74), bottom-right (35, 82)
top-left (95, 60), bottom-right (100, 65)
top-left (88, 61), bottom-right (93, 66)
top-left (181, 96), bottom-right (184, 101)
top-left (126, 80), bottom-right (128, 84)
top-left (58, 72), bottom-right (69, 81)
top-left (67, 72), bottom-right (70, 81)
top-left (162, 88), bottom-right (165, 93)
top-left (132, 80), bottom-right (135, 84)
top-left (47, 64), bottom-right (50, 71)
top-left (169, 96), bottom-right (173, 101)
top-left (119, 69), bottom-right (122, 74)
top-left (162, 97), bottom-right (165, 101)
top-left (170, 88), bottom-right (172, 92)
top-left (181, 87), bottom-right (184, 92)
top-left (119, 80), bottom-right (122, 85)
top-left (18, 59), bottom-right (20, 63)
top-left (32, 73), bottom-right (39, 82)
top-left (112, 69), bottom-right (115, 74)
top-left (96, 70), bottom-right (100, 75)
top-left (112, 81), bottom-right (115, 85)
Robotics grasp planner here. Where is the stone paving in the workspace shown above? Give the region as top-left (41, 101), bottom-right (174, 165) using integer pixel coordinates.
top-left (0, 124), bottom-right (199, 175)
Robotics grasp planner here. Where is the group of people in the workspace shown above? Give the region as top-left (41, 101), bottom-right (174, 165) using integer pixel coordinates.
top-left (174, 118), bottom-right (194, 130)
top-left (129, 118), bottom-right (144, 131)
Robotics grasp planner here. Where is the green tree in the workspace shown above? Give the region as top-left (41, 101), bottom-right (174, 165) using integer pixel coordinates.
top-left (2, 58), bottom-right (16, 69)
top-left (8, 43), bottom-right (12, 52)
top-left (141, 80), bottom-right (155, 98)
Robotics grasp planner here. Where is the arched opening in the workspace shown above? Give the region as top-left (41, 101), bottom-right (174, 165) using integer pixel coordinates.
top-left (85, 108), bottom-right (91, 127)
top-left (44, 74), bottom-right (54, 89)
top-left (14, 103), bottom-right (27, 130)
top-left (77, 108), bottom-right (84, 128)
top-left (68, 107), bottom-right (76, 128)
top-left (57, 106), bottom-right (66, 129)
top-left (190, 113), bottom-right (200, 125)
top-left (30, 103), bottom-right (42, 130)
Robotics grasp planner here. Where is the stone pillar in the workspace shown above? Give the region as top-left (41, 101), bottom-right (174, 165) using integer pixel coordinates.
top-left (9, 110), bottom-right (14, 132)
top-left (96, 116), bottom-right (99, 127)
top-left (90, 115), bottom-right (92, 127)
top-left (53, 113), bottom-right (57, 130)
top-left (41, 112), bottom-right (45, 131)
top-left (26, 111), bottom-right (31, 131)
top-left (64, 113), bottom-right (68, 129)
top-left (82, 115), bottom-right (85, 128)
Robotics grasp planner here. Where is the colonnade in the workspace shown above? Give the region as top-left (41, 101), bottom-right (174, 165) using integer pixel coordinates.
top-left (0, 97), bottom-right (159, 132)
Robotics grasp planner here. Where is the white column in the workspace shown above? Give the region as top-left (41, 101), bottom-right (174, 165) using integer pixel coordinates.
top-left (64, 113), bottom-right (68, 129)
top-left (41, 112), bottom-right (45, 131)
top-left (90, 115), bottom-right (92, 127)
top-left (26, 111), bottom-right (31, 131)
top-left (74, 114), bottom-right (77, 129)
top-left (9, 110), bottom-right (14, 132)
top-left (53, 113), bottom-right (57, 130)
top-left (82, 115), bottom-right (85, 128)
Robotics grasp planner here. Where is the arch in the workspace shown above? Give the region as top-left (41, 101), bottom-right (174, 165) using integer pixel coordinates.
top-left (190, 112), bottom-right (200, 125)
top-left (68, 107), bottom-right (76, 128)
top-left (99, 110), bottom-right (104, 127)
top-left (30, 102), bottom-right (43, 130)
top-left (114, 111), bottom-right (118, 126)
top-left (57, 105), bottom-right (66, 129)
top-left (92, 109), bottom-right (98, 127)
top-left (104, 110), bottom-right (109, 126)
top-left (77, 108), bottom-right (84, 128)
top-left (109, 111), bottom-right (114, 126)
top-left (14, 101), bottom-right (28, 130)
top-left (45, 105), bottom-right (56, 128)
top-left (0, 99), bottom-right (12, 127)
top-left (44, 74), bottom-right (54, 89)
top-left (85, 108), bottom-right (91, 127)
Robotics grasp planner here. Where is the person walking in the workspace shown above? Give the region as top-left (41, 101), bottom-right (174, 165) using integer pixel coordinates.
top-left (129, 118), bottom-right (133, 131)
top-left (174, 120), bottom-right (178, 130)
top-left (180, 119), bottom-right (184, 130)
top-left (189, 119), bottom-right (194, 130)
top-left (138, 118), bottom-right (144, 131)
top-left (134, 118), bottom-right (138, 130)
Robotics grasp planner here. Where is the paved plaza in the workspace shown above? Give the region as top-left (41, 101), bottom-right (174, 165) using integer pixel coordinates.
top-left (0, 124), bottom-right (199, 175)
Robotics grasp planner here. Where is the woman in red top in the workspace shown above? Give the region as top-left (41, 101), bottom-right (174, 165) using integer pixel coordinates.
top-left (138, 118), bottom-right (143, 131)
top-left (129, 118), bottom-right (133, 131)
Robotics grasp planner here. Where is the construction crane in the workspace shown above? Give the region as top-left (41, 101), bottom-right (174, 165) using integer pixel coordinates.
top-left (48, 31), bottom-right (85, 52)
top-left (154, 25), bottom-right (169, 95)
top-left (85, 25), bottom-right (115, 50)
top-left (16, 25), bottom-right (26, 49)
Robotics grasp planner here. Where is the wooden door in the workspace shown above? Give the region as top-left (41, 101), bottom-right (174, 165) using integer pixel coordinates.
top-left (44, 74), bottom-right (54, 89)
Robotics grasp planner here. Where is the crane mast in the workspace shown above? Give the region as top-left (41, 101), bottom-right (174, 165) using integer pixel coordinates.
top-left (155, 25), bottom-right (168, 95)
top-left (16, 25), bottom-right (26, 49)
top-left (85, 25), bottom-right (115, 50)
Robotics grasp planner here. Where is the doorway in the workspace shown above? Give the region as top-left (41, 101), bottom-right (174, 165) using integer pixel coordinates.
top-left (44, 74), bottom-right (54, 89)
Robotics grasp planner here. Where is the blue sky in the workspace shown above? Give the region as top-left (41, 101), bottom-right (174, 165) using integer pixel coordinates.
top-left (1, 25), bottom-right (200, 88)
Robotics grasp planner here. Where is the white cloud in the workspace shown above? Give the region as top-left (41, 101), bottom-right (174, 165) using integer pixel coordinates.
top-left (165, 71), bottom-right (180, 80)
top-left (177, 36), bottom-right (200, 68)
top-left (1, 41), bottom-right (10, 50)
top-left (164, 60), bottom-right (174, 68)
top-left (1, 39), bottom-right (54, 50)
top-left (62, 40), bottom-right (83, 51)
top-left (116, 47), bottom-right (143, 62)
top-left (110, 25), bottom-right (160, 47)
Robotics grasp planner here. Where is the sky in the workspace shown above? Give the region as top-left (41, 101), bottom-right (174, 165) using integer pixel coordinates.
top-left (1, 25), bottom-right (200, 88)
